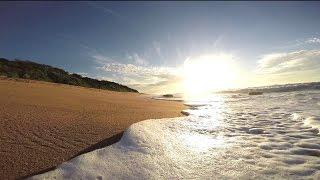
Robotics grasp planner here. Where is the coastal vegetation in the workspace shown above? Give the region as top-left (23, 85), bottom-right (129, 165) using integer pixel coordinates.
top-left (0, 58), bottom-right (138, 93)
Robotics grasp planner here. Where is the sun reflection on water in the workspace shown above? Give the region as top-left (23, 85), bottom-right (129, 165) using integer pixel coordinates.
top-left (180, 93), bottom-right (232, 152)
top-left (181, 134), bottom-right (226, 152)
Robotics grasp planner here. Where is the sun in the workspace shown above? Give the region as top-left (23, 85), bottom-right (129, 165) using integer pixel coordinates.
top-left (182, 54), bottom-right (237, 97)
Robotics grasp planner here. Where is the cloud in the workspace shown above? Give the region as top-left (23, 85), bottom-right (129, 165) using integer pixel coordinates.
top-left (212, 35), bottom-right (224, 48)
top-left (86, 2), bottom-right (120, 17)
top-left (153, 41), bottom-right (161, 57)
top-left (306, 37), bottom-right (320, 44)
top-left (91, 55), bottom-right (182, 94)
top-left (100, 63), bottom-right (175, 76)
top-left (92, 54), bottom-right (116, 65)
top-left (127, 53), bottom-right (148, 66)
top-left (257, 50), bottom-right (320, 74)
top-left (128, 74), bottom-right (183, 94)
top-left (76, 72), bottom-right (89, 77)
top-left (272, 36), bottom-right (320, 51)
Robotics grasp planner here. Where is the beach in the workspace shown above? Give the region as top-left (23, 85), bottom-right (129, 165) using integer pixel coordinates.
top-left (0, 77), bottom-right (185, 179)
top-left (31, 89), bottom-right (320, 179)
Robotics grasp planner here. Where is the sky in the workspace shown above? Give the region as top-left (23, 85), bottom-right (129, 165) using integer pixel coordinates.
top-left (1, 1), bottom-right (320, 94)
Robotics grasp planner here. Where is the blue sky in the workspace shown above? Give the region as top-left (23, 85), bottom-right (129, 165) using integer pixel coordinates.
top-left (1, 2), bottom-right (320, 93)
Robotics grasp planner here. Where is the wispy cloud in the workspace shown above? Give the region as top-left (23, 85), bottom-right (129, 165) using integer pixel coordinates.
top-left (152, 41), bottom-right (161, 57)
top-left (76, 72), bottom-right (89, 77)
top-left (306, 37), bottom-right (320, 44)
top-left (212, 35), bottom-right (224, 48)
top-left (86, 2), bottom-right (120, 18)
top-left (272, 36), bottom-right (320, 51)
top-left (92, 54), bottom-right (182, 94)
top-left (99, 63), bottom-right (176, 77)
top-left (127, 53), bottom-right (149, 66)
top-left (92, 54), bottom-right (116, 65)
top-left (257, 50), bottom-right (320, 74)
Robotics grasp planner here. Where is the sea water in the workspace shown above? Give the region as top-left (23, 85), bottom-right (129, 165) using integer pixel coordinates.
top-left (30, 90), bottom-right (320, 179)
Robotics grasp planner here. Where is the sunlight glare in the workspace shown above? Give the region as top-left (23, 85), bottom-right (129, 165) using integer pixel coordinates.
top-left (183, 54), bottom-right (237, 97)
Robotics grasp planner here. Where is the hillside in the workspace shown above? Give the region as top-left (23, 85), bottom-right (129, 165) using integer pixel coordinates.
top-left (0, 58), bottom-right (138, 93)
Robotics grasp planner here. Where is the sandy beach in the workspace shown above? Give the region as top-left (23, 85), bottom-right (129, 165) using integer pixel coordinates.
top-left (0, 77), bottom-right (185, 179)
top-left (31, 89), bottom-right (320, 179)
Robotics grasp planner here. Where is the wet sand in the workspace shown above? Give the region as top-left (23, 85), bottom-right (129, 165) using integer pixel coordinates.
top-left (0, 77), bottom-right (185, 179)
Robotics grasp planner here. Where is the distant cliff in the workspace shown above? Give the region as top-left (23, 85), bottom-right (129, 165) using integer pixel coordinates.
top-left (0, 58), bottom-right (138, 93)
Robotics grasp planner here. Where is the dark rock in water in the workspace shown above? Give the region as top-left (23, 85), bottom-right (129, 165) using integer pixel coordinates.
top-left (249, 91), bottom-right (263, 95)
top-left (181, 110), bottom-right (190, 116)
top-left (163, 94), bottom-right (174, 98)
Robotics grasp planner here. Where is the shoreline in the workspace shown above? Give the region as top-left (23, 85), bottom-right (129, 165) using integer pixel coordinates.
top-left (22, 132), bottom-right (125, 179)
top-left (0, 77), bottom-right (185, 179)
top-left (29, 90), bottom-right (320, 179)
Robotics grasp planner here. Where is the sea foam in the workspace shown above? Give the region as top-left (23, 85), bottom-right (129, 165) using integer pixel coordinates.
top-left (304, 117), bottom-right (320, 134)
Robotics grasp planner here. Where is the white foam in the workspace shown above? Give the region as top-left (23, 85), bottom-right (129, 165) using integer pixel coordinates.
top-left (304, 116), bottom-right (320, 134)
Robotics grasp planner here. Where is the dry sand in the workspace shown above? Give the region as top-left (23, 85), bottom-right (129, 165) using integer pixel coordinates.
top-left (0, 77), bottom-right (185, 179)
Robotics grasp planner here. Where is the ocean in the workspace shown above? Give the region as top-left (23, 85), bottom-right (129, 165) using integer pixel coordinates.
top-left (30, 86), bottom-right (320, 179)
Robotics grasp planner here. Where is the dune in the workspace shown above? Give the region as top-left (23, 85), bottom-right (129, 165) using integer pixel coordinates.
top-left (0, 77), bottom-right (185, 179)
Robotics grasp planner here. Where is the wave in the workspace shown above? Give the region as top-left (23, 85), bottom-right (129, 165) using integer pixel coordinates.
top-left (304, 116), bottom-right (320, 134)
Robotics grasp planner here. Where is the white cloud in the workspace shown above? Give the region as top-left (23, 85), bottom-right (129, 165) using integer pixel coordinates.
top-left (100, 63), bottom-right (176, 76)
top-left (306, 37), bottom-right (320, 44)
top-left (92, 54), bottom-right (116, 65)
top-left (127, 53), bottom-right (148, 66)
top-left (92, 55), bottom-right (182, 94)
top-left (76, 72), bottom-right (89, 77)
top-left (153, 41), bottom-right (161, 56)
top-left (86, 2), bottom-right (120, 17)
top-left (257, 50), bottom-right (320, 74)
top-left (273, 36), bottom-right (320, 50)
